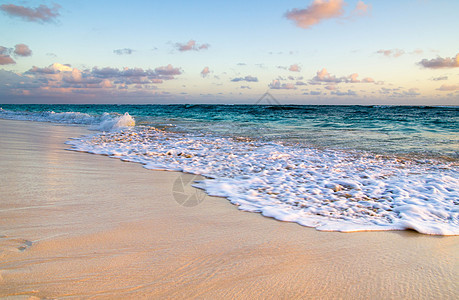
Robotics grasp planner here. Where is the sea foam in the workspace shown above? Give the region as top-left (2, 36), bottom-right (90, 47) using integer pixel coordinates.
top-left (66, 127), bottom-right (459, 236)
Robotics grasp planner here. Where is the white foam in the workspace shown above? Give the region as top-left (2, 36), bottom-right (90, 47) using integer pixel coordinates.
top-left (0, 108), bottom-right (135, 131)
top-left (66, 127), bottom-right (459, 236)
top-left (91, 112), bottom-right (136, 131)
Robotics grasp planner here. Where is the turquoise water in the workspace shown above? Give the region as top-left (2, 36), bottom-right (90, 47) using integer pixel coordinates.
top-left (1, 104), bottom-right (458, 160)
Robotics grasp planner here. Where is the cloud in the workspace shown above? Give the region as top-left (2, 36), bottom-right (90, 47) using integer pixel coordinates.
top-left (437, 84), bottom-right (459, 91)
top-left (113, 48), bottom-right (134, 55)
top-left (91, 67), bottom-right (120, 78)
top-left (0, 70), bottom-right (42, 93)
top-left (201, 66), bottom-right (210, 78)
top-left (0, 46), bottom-right (15, 64)
top-left (14, 44), bottom-right (32, 57)
top-left (0, 54), bottom-right (15, 65)
top-left (269, 80), bottom-right (296, 90)
top-left (346, 73), bottom-right (374, 83)
top-left (285, 0), bottom-right (369, 29)
top-left (331, 89), bottom-right (357, 96)
top-left (37, 63), bottom-right (72, 73)
top-left (175, 40), bottom-right (210, 52)
top-left (379, 87), bottom-right (420, 97)
top-left (403, 88), bottom-right (420, 96)
top-left (312, 68), bottom-right (342, 83)
top-left (377, 49), bottom-right (405, 58)
top-left (0, 46), bottom-right (9, 55)
top-left (418, 53), bottom-right (459, 69)
top-left (377, 49), bottom-right (424, 57)
top-left (432, 76), bottom-right (448, 81)
top-left (0, 3), bottom-right (60, 23)
top-left (379, 87), bottom-right (397, 95)
top-left (348, 73), bottom-right (359, 83)
top-left (155, 64), bottom-right (182, 76)
top-left (289, 64), bottom-right (301, 72)
top-left (23, 63), bottom-right (183, 93)
top-left (0, 44), bottom-right (32, 63)
top-left (353, 1), bottom-right (371, 16)
top-left (285, 0), bottom-right (345, 29)
top-left (231, 75), bottom-right (258, 82)
top-left (310, 68), bottom-right (376, 85)
top-left (0, 65), bottom-right (183, 101)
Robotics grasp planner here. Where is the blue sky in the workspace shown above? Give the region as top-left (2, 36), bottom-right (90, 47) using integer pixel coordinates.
top-left (0, 0), bottom-right (458, 104)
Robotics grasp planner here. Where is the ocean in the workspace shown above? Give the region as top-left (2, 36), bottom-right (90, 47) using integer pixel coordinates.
top-left (1, 104), bottom-right (458, 235)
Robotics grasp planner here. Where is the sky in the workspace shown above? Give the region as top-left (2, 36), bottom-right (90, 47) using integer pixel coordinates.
top-left (0, 0), bottom-right (458, 105)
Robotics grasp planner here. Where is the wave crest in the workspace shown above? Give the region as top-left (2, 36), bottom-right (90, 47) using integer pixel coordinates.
top-left (0, 108), bottom-right (135, 132)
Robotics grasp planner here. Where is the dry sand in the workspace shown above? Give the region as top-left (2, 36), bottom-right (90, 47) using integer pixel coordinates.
top-left (0, 118), bottom-right (458, 299)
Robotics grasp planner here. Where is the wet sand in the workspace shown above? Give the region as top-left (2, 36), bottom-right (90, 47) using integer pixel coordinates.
top-left (0, 118), bottom-right (457, 299)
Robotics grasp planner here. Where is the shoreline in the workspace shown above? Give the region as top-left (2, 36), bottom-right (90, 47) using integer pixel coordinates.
top-left (1, 118), bottom-right (458, 299)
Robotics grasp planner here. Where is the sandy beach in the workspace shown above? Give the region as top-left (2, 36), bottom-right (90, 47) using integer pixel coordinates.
top-left (0, 118), bottom-right (457, 299)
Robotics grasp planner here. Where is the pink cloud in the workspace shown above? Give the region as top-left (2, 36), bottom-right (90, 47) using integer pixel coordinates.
top-left (176, 40), bottom-right (210, 52)
top-left (100, 79), bottom-right (114, 89)
top-left (0, 55), bottom-right (15, 65)
top-left (155, 64), bottom-right (182, 76)
top-left (14, 44), bottom-right (32, 57)
top-left (0, 3), bottom-right (60, 23)
top-left (348, 73), bottom-right (360, 83)
top-left (313, 68), bottom-right (342, 83)
top-left (377, 49), bottom-right (405, 58)
top-left (353, 1), bottom-right (371, 16)
top-left (23, 63), bottom-right (183, 93)
top-left (201, 66), bottom-right (210, 77)
top-left (310, 69), bottom-right (377, 85)
top-left (411, 49), bottom-right (423, 55)
top-left (437, 84), bottom-right (459, 91)
top-left (288, 64), bottom-right (301, 72)
top-left (362, 77), bottom-right (374, 83)
top-left (418, 53), bottom-right (459, 69)
top-left (285, 0), bottom-right (345, 29)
